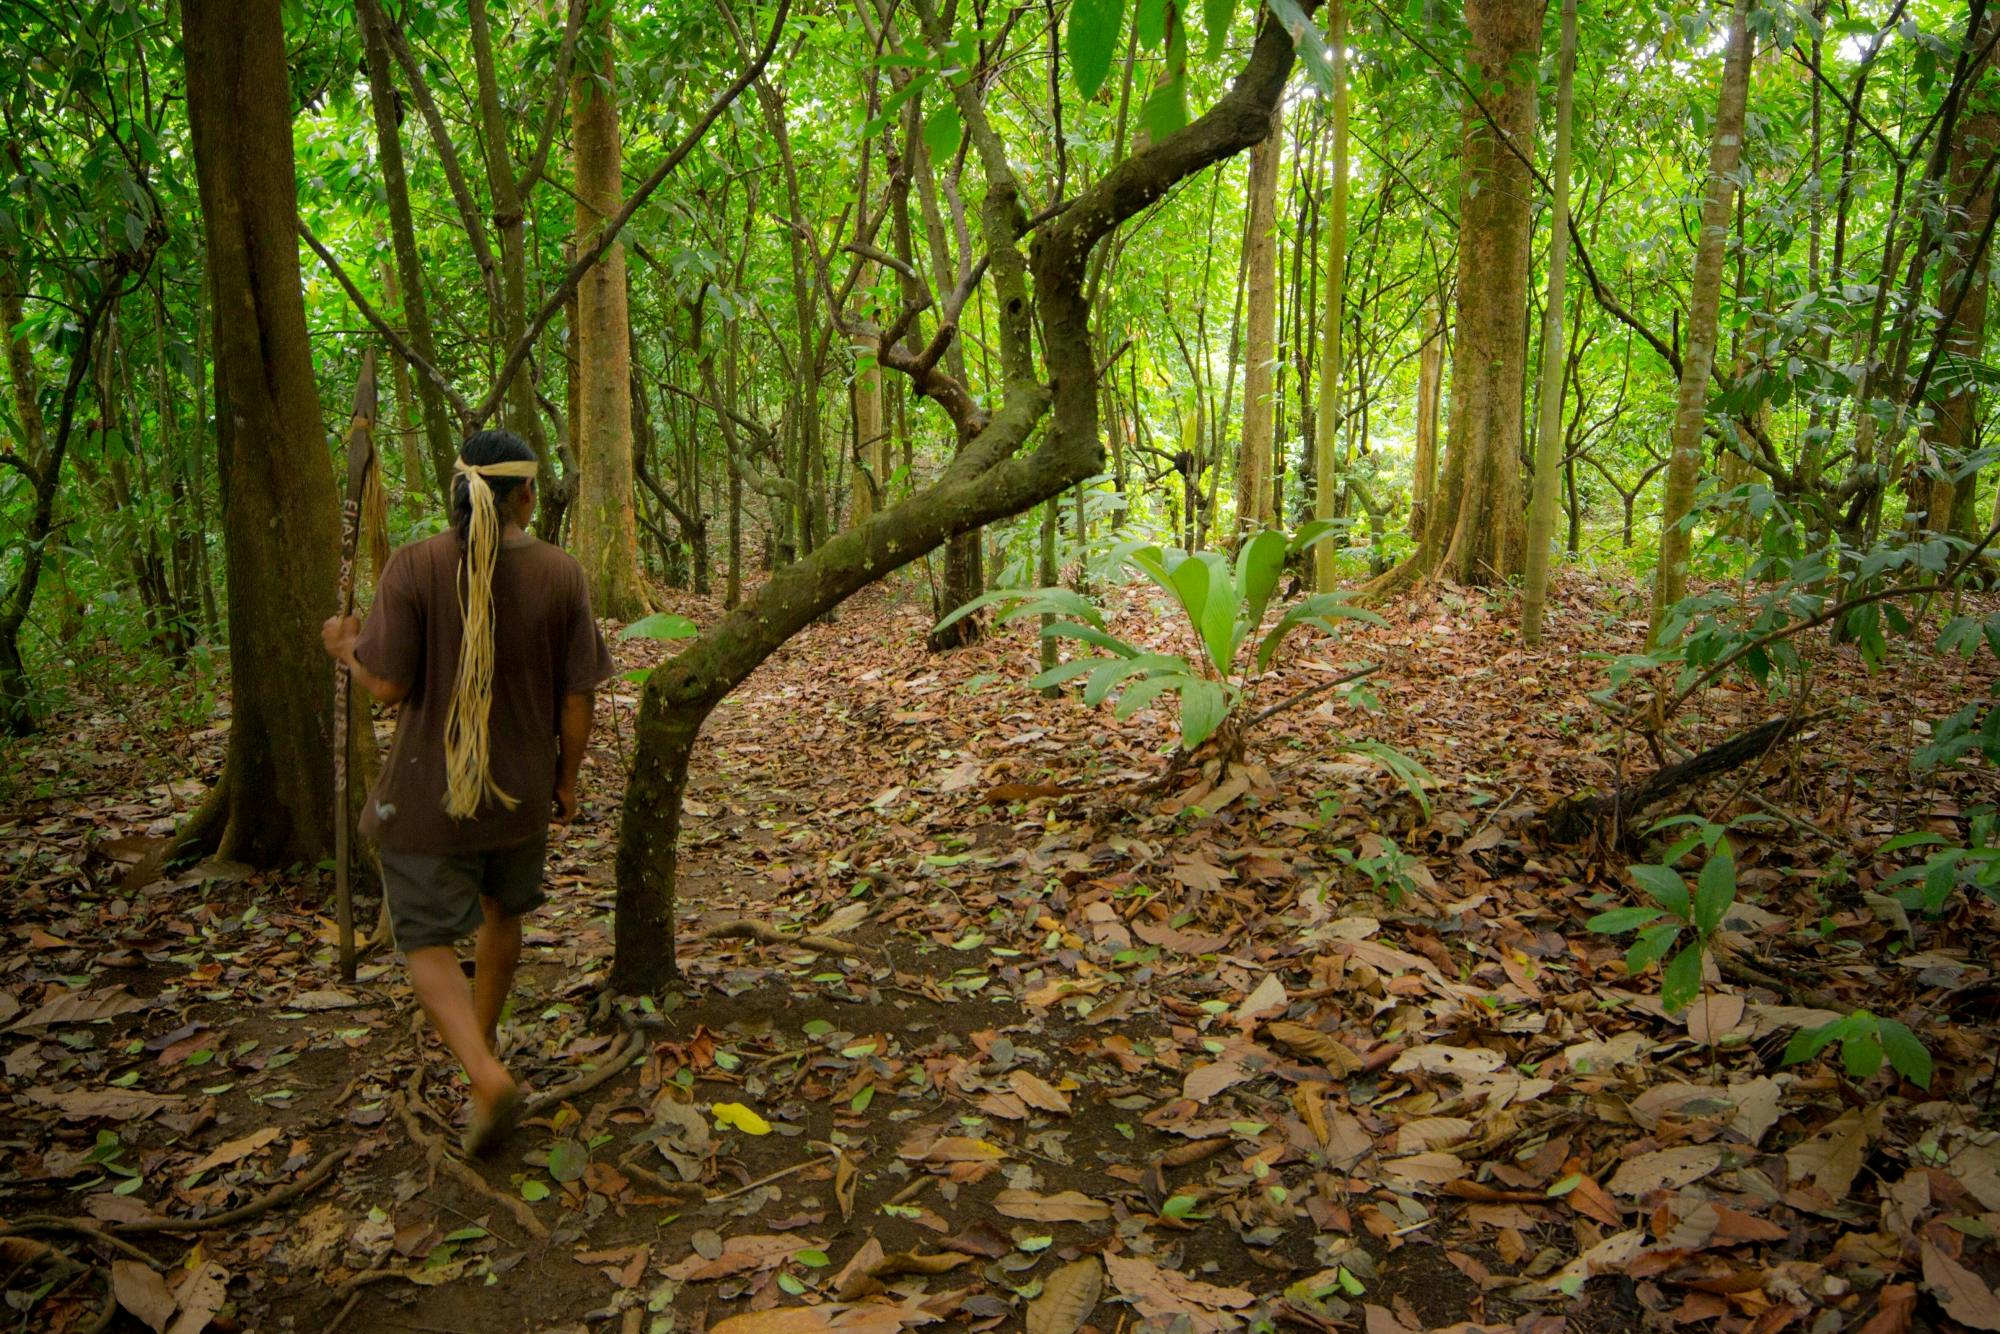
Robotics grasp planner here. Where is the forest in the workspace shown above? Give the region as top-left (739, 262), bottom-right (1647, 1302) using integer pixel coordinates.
top-left (4, 0), bottom-right (2000, 1329)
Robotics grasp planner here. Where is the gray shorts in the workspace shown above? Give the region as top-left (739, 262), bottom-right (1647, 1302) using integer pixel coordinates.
top-left (378, 836), bottom-right (549, 952)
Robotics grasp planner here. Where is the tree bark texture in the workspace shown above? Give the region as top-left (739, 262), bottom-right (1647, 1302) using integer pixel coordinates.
top-left (181, 0), bottom-right (345, 865)
top-left (1236, 105), bottom-right (1284, 539)
top-left (570, 12), bottom-right (652, 619)
top-left (1381, 0), bottom-right (1542, 590)
top-left (1521, 0), bottom-right (1577, 643)
top-left (1646, 0), bottom-right (1754, 645)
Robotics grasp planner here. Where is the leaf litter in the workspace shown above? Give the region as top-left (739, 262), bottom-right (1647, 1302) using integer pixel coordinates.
top-left (1, 577), bottom-right (1998, 1330)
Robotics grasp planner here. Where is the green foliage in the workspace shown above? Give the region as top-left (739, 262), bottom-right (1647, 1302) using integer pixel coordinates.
top-left (1587, 829), bottom-right (1737, 1015)
top-left (1783, 1009), bottom-right (1932, 1089)
top-left (947, 523), bottom-right (1376, 752)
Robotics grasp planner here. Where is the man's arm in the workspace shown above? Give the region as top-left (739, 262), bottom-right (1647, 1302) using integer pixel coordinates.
top-left (322, 614), bottom-right (411, 706)
top-left (554, 691), bottom-right (593, 824)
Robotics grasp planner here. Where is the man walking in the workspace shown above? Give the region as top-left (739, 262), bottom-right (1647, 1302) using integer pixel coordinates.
top-left (323, 430), bottom-right (614, 1154)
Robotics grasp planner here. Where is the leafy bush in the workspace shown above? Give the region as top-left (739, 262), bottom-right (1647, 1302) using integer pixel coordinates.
top-left (1587, 825), bottom-right (1738, 1015)
top-left (943, 524), bottom-right (1385, 759)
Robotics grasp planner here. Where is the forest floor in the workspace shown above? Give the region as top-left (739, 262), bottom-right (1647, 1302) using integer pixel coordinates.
top-left (5, 570), bottom-right (2000, 1334)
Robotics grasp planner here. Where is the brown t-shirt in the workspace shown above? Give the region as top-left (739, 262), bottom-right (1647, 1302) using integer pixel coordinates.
top-left (355, 530), bottom-right (615, 854)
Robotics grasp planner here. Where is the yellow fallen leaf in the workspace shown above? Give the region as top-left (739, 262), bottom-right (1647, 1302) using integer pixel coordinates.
top-left (710, 1102), bottom-right (772, 1135)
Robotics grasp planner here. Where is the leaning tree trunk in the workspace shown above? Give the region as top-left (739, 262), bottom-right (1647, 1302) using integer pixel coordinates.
top-left (1236, 105), bottom-right (1284, 540)
top-left (1645, 0), bottom-right (1754, 646)
top-left (1520, 0), bottom-right (1577, 644)
top-left (612, 1), bottom-right (1312, 993)
top-left (570, 6), bottom-right (652, 620)
top-left (179, 0), bottom-right (345, 866)
top-left (1373, 0), bottom-right (1541, 591)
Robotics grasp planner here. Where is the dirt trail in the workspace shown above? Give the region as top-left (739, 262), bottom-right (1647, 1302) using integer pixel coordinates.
top-left (4, 577), bottom-right (1998, 1332)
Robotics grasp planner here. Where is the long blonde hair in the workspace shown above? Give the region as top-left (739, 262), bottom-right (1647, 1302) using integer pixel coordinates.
top-left (442, 448), bottom-right (539, 819)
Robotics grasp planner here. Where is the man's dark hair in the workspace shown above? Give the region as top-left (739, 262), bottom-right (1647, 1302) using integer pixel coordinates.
top-left (451, 431), bottom-right (538, 540)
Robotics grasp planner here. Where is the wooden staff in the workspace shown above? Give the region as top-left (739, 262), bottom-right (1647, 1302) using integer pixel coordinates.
top-left (334, 353), bottom-right (380, 982)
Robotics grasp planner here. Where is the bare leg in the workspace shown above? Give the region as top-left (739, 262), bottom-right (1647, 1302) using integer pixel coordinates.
top-left (473, 896), bottom-right (523, 1052)
top-left (406, 945), bottom-right (514, 1107)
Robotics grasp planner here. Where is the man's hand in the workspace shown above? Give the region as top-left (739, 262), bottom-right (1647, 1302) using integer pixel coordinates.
top-left (553, 781), bottom-right (579, 826)
top-left (322, 614), bottom-right (361, 666)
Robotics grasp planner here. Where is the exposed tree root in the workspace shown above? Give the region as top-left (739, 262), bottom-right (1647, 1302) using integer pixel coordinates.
top-left (700, 918), bottom-right (870, 958)
top-left (521, 1026), bottom-right (648, 1120)
top-left (113, 1145), bottom-right (351, 1235)
top-left (393, 1090), bottom-right (550, 1242)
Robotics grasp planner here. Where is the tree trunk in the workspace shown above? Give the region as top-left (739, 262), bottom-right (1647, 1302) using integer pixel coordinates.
top-left (569, 12), bottom-right (651, 618)
top-left (1374, 0), bottom-right (1541, 591)
top-left (469, 0), bottom-right (573, 529)
top-left (357, 0), bottom-right (456, 504)
top-left (1410, 296), bottom-right (1443, 537)
top-left (1919, 14), bottom-right (1998, 538)
top-left (1236, 105), bottom-right (1284, 540)
top-left (851, 323), bottom-right (885, 525)
top-left (1645, 0), bottom-right (1754, 645)
top-left (378, 256), bottom-right (431, 517)
top-left (1521, 0), bottom-right (1577, 644)
top-left (1313, 0), bottom-right (1348, 587)
top-left (179, 0), bottom-right (345, 866)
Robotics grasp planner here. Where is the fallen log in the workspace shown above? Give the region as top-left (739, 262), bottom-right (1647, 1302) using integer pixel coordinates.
top-left (1542, 714), bottom-right (1815, 844)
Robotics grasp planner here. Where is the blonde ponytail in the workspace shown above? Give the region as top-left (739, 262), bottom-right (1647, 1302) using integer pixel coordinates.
top-left (443, 457), bottom-right (540, 819)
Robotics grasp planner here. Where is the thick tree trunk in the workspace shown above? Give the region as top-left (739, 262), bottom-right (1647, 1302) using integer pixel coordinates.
top-left (1919, 15), bottom-right (1998, 538)
top-left (1374, 0), bottom-right (1541, 591)
top-left (180, 0), bottom-right (344, 866)
top-left (570, 12), bottom-right (651, 619)
top-left (1236, 105), bottom-right (1284, 539)
top-left (1313, 0), bottom-right (1348, 587)
top-left (1646, 0), bottom-right (1753, 645)
top-left (357, 0), bottom-right (456, 504)
top-left (1521, 0), bottom-right (1577, 644)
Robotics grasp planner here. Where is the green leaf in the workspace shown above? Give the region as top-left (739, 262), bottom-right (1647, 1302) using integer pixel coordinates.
top-left (546, 1140), bottom-right (588, 1183)
top-left (1625, 922), bottom-right (1681, 975)
top-left (1045, 620), bottom-right (1140, 658)
top-left (1660, 944), bottom-right (1703, 1014)
top-left (618, 612), bottom-right (698, 642)
top-left (1841, 1031), bottom-right (1885, 1080)
top-left (1628, 864), bottom-right (1691, 920)
top-left (1234, 530), bottom-right (1289, 643)
top-left (1083, 655), bottom-right (1166, 707)
top-left (1028, 659), bottom-right (1099, 689)
top-left (1113, 673), bottom-right (1180, 720)
top-left (1138, 70), bottom-right (1189, 140)
top-left (1256, 592), bottom-right (1384, 671)
top-left (1263, 0), bottom-right (1339, 94)
top-left (1782, 1018), bottom-right (1843, 1067)
top-left (1065, 0), bottom-right (1125, 99)
top-left (1877, 1019), bottom-right (1933, 1088)
top-left (922, 101), bottom-right (962, 162)
top-left (1693, 848), bottom-right (1737, 936)
top-left (1586, 906), bottom-right (1665, 935)
top-left (1201, 0), bottom-right (1237, 59)
top-left (1136, 0), bottom-right (1171, 47)
top-left (1342, 740), bottom-right (1434, 819)
top-left (1178, 678), bottom-right (1230, 749)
